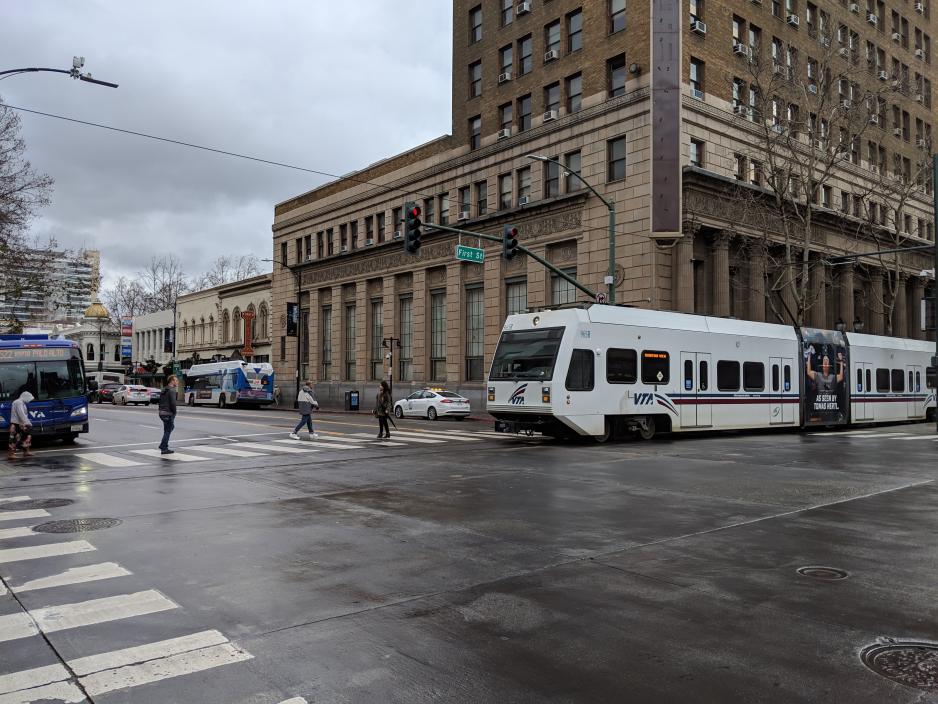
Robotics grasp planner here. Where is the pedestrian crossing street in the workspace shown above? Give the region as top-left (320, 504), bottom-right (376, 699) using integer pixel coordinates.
top-left (72, 427), bottom-right (514, 468)
top-left (0, 497), bottom-right (309, 703)
top-left (808, 428), bottom-right (938, 441)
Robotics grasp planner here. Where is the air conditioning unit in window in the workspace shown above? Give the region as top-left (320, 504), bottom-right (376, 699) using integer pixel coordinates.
top-left (517, 1), bottom-right (531, 15)
top-left (518, 196), bottom-right (530, 206)
top-left (543, 49), bottom-right (559, 62)
top-left (733, 41), bottom-right (749, 56)
top-left (773, 64), bottom-right (790, 78)
top-left (498, 71), bottom-right (512, 83)
top-left (365, 238), bottom-right (374, 246)
top-left (457, 211), bottom-right (470, 222)
top-left (849, 2), bottom-right (859, 12)
top-left (894, 127), bottom-right (903, 136)
top-left (808, 83), bottom-right (819, 93)
top-left (819, 34), bottom-right (831, 47)
top-left (838, 47), bottom-right (849, 58)
top-left (733, 103), bottom-right (749, 115)
top-left (340, 245), bottom-right (348, 254)
top-left (691, 19), bottom-right (707, 35)
top-left (543, 109), bottom-right (559, 121)
top-left (393, 230), bottom-right (402, 240)
top-left (916, 48), bottom-right (926, 58)
top-left (892, 31), bottom-right (901, 42)
top-left (878, 69), bottom-right (889, 80)
top-left (497, 127), bottom-right (512, 140)
top-left (915, 1), bottom-right (925, 13)
top-left (787, 14), bottom-right (800, 26)
top-left (918, 138), bottom-right (928, 147)
top-left (869, 114), bottom-right (880, 124)
top-left (867, 12), bottom-right (878, 24)
top-left (915, 93), bottom-right (925, 103)
top-left (840, 98), bottom-right (852, 108)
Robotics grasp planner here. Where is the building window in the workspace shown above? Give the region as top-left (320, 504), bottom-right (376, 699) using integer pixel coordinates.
top-left (499, 102), bottom-right (513, 131)
top-left (475, 180), bottom-right (488, 216)
top-left (545, 159), bottom-right (561, 197)
top-left (350, 221), bottom-right (358, 250)
top-left (469, 61), bottom-right (482, 98)
top-left (232, 308), bottom-right (241, 343)
top-left (326, 228), bottom-right (334, 255)
top-left (821, 185), bottom-right (832, 208)
top-left (321, 307), bottom-right (332, 380)
top-left (339, 224), bottom-right (347, 251)
top-left (399, 296), bottom-right (412, 382)
top-left (565, 150), bottom-right (582, 192)
top-left (370, 299), bottom-right (383, 380)
top-left (552, 267), bottom-right (578, 305)
top-left (506, 279), bottom-right (528, 315)
top-left (689, 57), bottom-right (704, 98)
top-left (465, 286), bottom-right (484, 381)
top-left (499, 174), bottom-right (513, 209)
top-left (258, 304), bottom-right (268, 340)
top-left (500, 45), bottom-right (513, 76)
top-left (610, 0), bottom-right (626, 33)
top-left (391, 206), bottom-right (402, 236)
top-left (439, 194), bottom-right (449, 224)
top-left (517, 166), bottom-right (532, 204)
top-left (295, 237), bottom-right (302, 264)
top-left (734, 153), bottom-right (746, 180)
top-left (567, 9), bottom-right (583, 52)
top-left (280, 241), bottom-right (287, 267)
top-left (469, 115), bottom-right (482, 149)
top-left (566, 73), bottom-right (582, 112)
top-left (422, 199), bottom-right (434, 225)
top-left (607, 136), bottom-right (627, 182)
top-left (459, 186), bottom-right (471, 217)
top-left (518, 35), bottom-right (533, 75)
top-left (469, 5), bottom-right (482, 43)
top-left (608, 54), bottom-right (627, 96)
top-left (689, 0), bottom-right (703, 23)
top-left (501, 0), bottom-right (513, 26)
top-left (86, 343), bottom-right (94, 361)
top-left (689, 139), bottom-right (704, 167)
top-left (317, 231), bottom-right (324, 258)
top-left (517, 94), bottom-right (532, 131)
top-left (545, 20), bottom-right (561, 55)
top-left (344, 304), bottom-right (356, 381)
top-left (430, 291), bottom-right (447, 381)
top-left (544, 82), bottom-right (561, 113)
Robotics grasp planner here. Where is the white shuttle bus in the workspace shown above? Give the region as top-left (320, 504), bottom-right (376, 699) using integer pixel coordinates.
top-left (486, 305), bottom-right (935, 440)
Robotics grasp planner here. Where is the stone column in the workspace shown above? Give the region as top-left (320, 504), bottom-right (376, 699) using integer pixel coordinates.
top-left (673, 230), bottom-right (695, 313)
top-left (445, 262), bottom-right (463, 384)
top-left (893, 273), bottom-right (908, 338)
top-left (778, 257), bottom-right (799, 325)
top-left (749, 247), bottom-right (766, 322)
top-left (809, 258), bottom-right (827, 329)
top-left (330, 285), bottom-right (342, 383)
top-left (411, 268), bottom-right (427, 381)
top-left (910, 276), bottom-right (925, 339)
top-left (711, 233), bottom-right (731, 317)
top-left (383, 275), bottom-right (398, 383)
top-left (838, 264), bottom-right (854, 331)
top-left (354, 283), bottom-right (367, 384)
top-left (868, 269), bottom-right (884, 335)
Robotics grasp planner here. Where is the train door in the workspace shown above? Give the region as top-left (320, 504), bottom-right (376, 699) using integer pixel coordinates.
top-left (680, 352), bottom-right (711, 428)
top-left (770, 357), bottom-right (796, 424)
top-left (907, 365), bottom-right (923, 418)
top-left (855, 362), bottom-right (874, 421)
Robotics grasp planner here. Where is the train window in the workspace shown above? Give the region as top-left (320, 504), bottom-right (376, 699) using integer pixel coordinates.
top-left (927, 367), bottom-right (936, 389)
top-left (607, 348), bottom-right (637, 384)
top-left (855, 368), bottom-right (862, 392)
top-left (699, 360), bottom-right (708, 390)
top-left (683, 360), bottom-right (693, 390)
top-left (891, 369), bottom-right (905, 392)
top-left (784, 365), bottom-right (791, 391)
top-left (566, 349), bottom-right (594, 391)
top-left (717, 360), bottom-right (740, 391)
top-left (909, 370), bottom-right (914, 393)
top-left (743, 362), bottom-right (765, 392)
top-left (916, 371), bottom-right (921, 392)
top-left (641, 351), bottom-right (670, 385)
top-left (875, 369), bottom-right (890, 392)
top-left (772, 364), bottom-right (779, 392)
top-left (865, 368), bottom-right (871, 392)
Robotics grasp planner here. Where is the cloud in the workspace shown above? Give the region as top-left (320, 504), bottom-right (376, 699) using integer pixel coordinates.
top-left (1, 0), bottom-right (453, 287)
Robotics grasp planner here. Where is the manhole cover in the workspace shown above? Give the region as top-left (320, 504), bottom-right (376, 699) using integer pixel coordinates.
top-left (796, 566), bottom-right (848, 581)
top-left (33, 518), bottom-right (121, 534)
top-left (861, 639), bottom-right (938, 692)
top-left (0, 498), bottom-right (74, 510)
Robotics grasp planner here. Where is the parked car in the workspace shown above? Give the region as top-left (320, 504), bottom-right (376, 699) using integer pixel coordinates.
top-left (96, 383), bottom-right (122, 404)
top-left (112, 384), bottom-right (151, 406)
top-left (393, 388), bottom-right (470, 420)
top-left (147, 387), bottom-right (162, 403)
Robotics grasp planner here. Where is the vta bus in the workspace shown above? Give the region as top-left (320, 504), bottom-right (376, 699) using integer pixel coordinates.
top-left (0, 335), bottom-right (89, 442)
top-left (184, 361), bottom-right (275, 408)
top-left (487, 305), bottom-right (935, 441)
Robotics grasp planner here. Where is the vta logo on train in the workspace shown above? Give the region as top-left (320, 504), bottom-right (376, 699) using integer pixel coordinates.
top-left (633, 392), bottom-right (678, 415)
top-left (509, 384), bottom-right (528, 405)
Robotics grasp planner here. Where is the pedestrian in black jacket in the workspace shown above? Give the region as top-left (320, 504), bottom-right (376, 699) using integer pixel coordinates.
top-left (158, 375), bottom-right (179, 455)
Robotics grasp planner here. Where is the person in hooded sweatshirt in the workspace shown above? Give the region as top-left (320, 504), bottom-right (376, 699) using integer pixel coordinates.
top-left (290, 381), bottom-right (319, 440)
top-left (8, 391), bottom-right (34, 459)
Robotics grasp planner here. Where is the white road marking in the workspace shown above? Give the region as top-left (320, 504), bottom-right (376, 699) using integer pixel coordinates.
top-left (69, 629), bottom-right (229, 676)
top-left (0, 681), bottom-right (85, 704)
top-left (80, 642), bottom-right (252, 696)
top-left (14, 562), bottom-right (131, 593)
top-left (898, 435), bottom-right (937, 440)
top-left (0, 497), bottom-right (30, 504)
top-left (350, 433), bottom-right (443, 444)
top-left (393, 430), bottom-right (479, 441)
top-left (130, 449), bottom-right (206, 462)
top-left (0, 664), bottom-right (70, 695)
top-left (275, 439), bottom-right (363, 450)
top-left (235, 442), bottom-right (309, 454)
top-left (278, 699), bottom-right (309, 704)
top-left (852, 432), bottom-right (914, 438)
top-left (0, 540), bottom-right (96, 565)
top-left (0, 612), bottom-right (39, 643)
top-left (0, 527), bottom-right (35, 540)
top-left (186, 445), bottom-right (264, 458)
top-left (312, 435), bottom-right (367, 444)
top-left (0, 584), bottom-right (5, 596)
top-left (30, 589), bottom-right (177, 635)
top-left (77, 452), bottom-right (144, 467)
top-left (0, 510), bottom-right (49, 523)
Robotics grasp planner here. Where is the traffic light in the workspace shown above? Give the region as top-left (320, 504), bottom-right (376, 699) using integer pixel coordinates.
top-left (502, 224), bottom-right (519, 261)
top-left (404, 202), bottom-right (422, 254)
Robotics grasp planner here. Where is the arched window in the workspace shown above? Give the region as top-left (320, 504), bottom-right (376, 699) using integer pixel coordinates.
top-left (199, 317), bottom-right (205, 344)
top-left (247, 304), bottom-right (257, 341)
top-left (221, 310), bottom-right (230, 344)
top-left (86, 343), bottom-right (95, 361)
top-left (258, 302), bottom-right (269, 341)
top-left (232, 308), bottom-right (241, 343)
top-left (113, 344), bottom-right (120, 362)
top-left (208, 315), bottom-right (215, 344)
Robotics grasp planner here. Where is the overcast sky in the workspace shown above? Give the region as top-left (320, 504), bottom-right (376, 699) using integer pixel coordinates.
top-left (1, 1), bottom-right (453, 289)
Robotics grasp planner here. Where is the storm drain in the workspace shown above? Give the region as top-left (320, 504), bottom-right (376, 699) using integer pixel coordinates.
top-left (861, 639), bottom-right (938, 692)
top-left (0, 498), bottom-right (75, 511)
top-left (33, 518), bottom-right (122, 534)
top-left (796, 566), bottom-right (848, 581)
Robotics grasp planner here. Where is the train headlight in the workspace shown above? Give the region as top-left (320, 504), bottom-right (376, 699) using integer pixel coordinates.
top-left (487, 386), bottom-right (495, 402)
top-left (542, 386), bottom-right (551, 403)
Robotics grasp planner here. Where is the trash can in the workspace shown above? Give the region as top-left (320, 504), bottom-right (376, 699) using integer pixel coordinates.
top-left (345, 390), bottom-right (360, 411)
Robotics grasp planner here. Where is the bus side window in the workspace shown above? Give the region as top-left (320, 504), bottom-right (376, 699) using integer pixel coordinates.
top-left (716, 361), bottom-right (740, 392)
top-left (565, 350), bottom-right (594, 391)
top-left (684, 360), bottom-right (693, 390)
top-left (699, 360), bottom-right (708, 390)
top-left (891, 369), bottom-right (904, 393)
top-left (783, 365), bottom-right (791, 392)
top-left (772, 364), bottom-right (779, 392)
top-left (606, 349), bottom-right (637, 383)
top-left (856, 368), bottom-right (862, 392)
top-left (876, 368), bottom-right (890, 392)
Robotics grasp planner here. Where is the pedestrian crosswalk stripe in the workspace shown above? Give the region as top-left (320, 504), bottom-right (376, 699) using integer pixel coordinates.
top-left (279, 699), bottom-right (309, 704)
top-left (312, 435), bottom-right (366, 444)
top-left (0, 540), bottom-right (96, 565)
top-left (898, 435), bottom-right (936, 440)
top-left (0, 510), bottom-right (50, 523)
top-left (69, 629), bottom-right (230, 676)
top-left (187, 445), bottom-right (265, 458)
top-left (0, 612), bottom-right (39, 643)
top-left (276, 439), bottom-right (364, 450)
top-left (0, 527), bottom-right (34, 540)
top-left (30, 589), bottom-right (177, 637)
top-left (0, 496), bottom-right (30, 504)
top-left (131, 449), bottom-right (207, 462)
top-left (235, 442), bottom-right (309, 454)
top-left (14, 562), bottom-right (131, 593)
top-left (394, 430), bottom-right (480, 441)
top-left (0, 680), bottom-right (85, 704)
top-left (0, 663), bottom-right (70, 696)
top-left (350, 432), bottom-right (443, 444)
top-left (78, 452), bottom-right (145, 467)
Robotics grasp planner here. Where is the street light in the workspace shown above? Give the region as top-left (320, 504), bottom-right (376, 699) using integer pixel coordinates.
top-left (263, 258), bottom-right (301, 408)
top-left (0, 56), bottom-right (119, 88)
top-left (527, 154), bottom-right (617, 305)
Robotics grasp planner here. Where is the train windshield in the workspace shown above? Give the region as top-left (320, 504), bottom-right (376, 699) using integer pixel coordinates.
top-left (490, 327), bottom-right (564, 381)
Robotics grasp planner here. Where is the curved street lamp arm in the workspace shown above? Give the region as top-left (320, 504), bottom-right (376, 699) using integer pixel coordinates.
top-left (0, 66), bottom-right (118, 88)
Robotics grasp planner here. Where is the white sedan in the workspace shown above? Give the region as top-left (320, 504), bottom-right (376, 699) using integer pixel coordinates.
top-left (112, 384), bottom-right (151, 406)
top-left (393, 389), bottom-right (470, 420)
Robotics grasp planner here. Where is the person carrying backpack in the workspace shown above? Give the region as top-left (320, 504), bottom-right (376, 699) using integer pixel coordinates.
top-left (290, 382), bottom-right (319, 439)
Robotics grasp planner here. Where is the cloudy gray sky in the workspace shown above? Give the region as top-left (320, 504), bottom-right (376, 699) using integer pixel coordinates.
top-left (2, 1), bottom-right (453, 288)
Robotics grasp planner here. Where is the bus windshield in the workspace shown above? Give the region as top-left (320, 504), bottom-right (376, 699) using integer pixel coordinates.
top-left (0, 357), bottom-right (85, 402)
top-left (489, 327), bottom-right (564, 381)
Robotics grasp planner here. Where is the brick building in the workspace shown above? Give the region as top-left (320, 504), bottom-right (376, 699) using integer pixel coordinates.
top-left (271, 0), bottom-right (936, 408)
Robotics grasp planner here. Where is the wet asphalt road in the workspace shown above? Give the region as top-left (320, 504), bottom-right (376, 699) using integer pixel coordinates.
top-left (1, 405), bottom-right (938, 703)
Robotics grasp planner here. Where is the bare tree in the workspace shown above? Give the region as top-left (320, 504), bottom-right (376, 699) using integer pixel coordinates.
top-left (101, 276), bottom-right (149, 320)
top-left (192, 255), bottom-right (261, 290)
top-left (102, 255), bottom-right (191, 319)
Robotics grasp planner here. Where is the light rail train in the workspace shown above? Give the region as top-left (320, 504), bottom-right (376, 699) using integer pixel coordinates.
top-left (486, 305), bottom-right (935, 440)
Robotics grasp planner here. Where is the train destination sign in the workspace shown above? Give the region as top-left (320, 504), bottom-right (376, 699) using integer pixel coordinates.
top-left (455, 244), bottom-right (484, 263)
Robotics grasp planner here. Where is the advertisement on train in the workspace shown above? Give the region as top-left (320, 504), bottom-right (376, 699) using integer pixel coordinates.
top-left (802, 328), bottom-right (849, 426)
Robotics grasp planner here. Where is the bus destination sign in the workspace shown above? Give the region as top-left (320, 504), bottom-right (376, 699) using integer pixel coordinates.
top-left (0, 348), bottom-right (73, 362)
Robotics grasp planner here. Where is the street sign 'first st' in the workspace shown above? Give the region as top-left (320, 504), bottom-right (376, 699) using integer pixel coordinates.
top-left (455, 244), bottom-right (485, 263)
